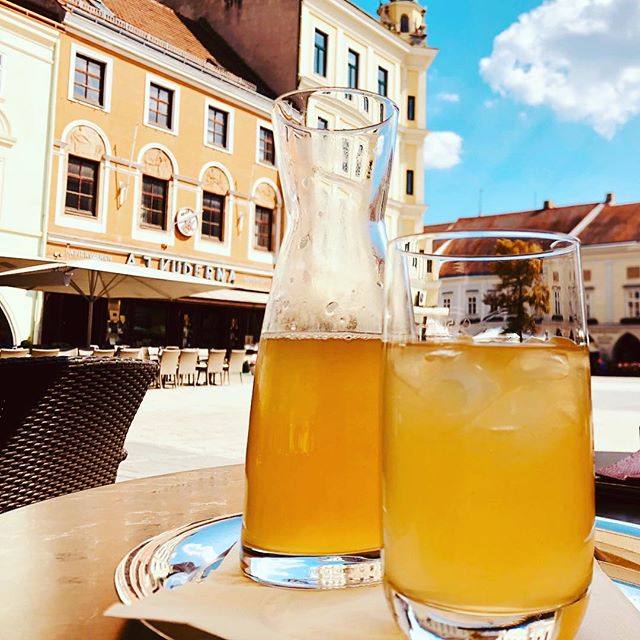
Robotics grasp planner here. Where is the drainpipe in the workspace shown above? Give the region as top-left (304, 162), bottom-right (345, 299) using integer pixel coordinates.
top-left (32, 31), bottom-right (60, 344)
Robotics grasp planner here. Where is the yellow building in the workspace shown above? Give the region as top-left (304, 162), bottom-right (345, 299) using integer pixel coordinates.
top-left (422, 195), bottom-right (640, 369)
top-left (42, 0), bottom-right (283, 348)
top-left (157, 0), bottom-right (437, 238)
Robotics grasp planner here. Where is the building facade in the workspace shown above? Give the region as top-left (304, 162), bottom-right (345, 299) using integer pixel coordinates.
top-left (0, 0), bottom-right (60, 346)
top-left (422, 196), bottom-right (640, 368)
top-left (161, 0), bottom-right (437, 238)
top-left (41, 0), bottom-right (283, 348)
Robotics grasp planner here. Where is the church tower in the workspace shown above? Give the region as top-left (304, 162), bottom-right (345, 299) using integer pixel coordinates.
top-left (377, 0), bottom-right (427, 46)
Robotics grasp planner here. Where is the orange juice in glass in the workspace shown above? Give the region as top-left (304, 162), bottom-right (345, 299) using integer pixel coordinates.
top-left (240, 87), bottom-right (398, 589)
top-left (383, 231), bottom-right (594, 639)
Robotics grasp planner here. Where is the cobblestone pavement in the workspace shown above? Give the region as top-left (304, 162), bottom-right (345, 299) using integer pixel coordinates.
top-left (117, 376), bottom-right (640, 482)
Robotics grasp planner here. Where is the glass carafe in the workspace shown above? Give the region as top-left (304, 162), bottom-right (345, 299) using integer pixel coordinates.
top-left (241, 88), bottom-right (398, 589)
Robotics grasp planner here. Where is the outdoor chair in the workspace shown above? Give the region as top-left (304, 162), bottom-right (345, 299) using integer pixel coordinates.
top-left (147, 347), bottom-right (160, 361)
top-left (93, 349), bottom-right (116, 358)
top-left (58, 348), bottom-right (78, 357)
top-left (119, 347), bottom-right (142, 360)
top-left (205, 349), bottom-right (226, 385)
top-left (225, 349), bottom-right (246, 384)
top-left (177, 349), bottom-right (199, 386)
top-left (158, 348), bottom-right (180, 388)
top-left (0, 348), bottom-right (29, 358)
top-left (31, 348), bottom-right (60, 357)
top-left (0, 357), bottom-right (158, 512)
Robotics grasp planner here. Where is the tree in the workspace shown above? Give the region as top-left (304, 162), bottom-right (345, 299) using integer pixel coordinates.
top-left (483, 239), bottom-right (551, 340)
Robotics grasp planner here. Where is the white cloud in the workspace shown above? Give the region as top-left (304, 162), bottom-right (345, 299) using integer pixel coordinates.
top-left (424, 131), bottom-right (462, 169)
top-left (483, 99), bottom-right (498, 109)
top-left (480, 0), bottom-right (640, 139)
top-left (437, 92), bottom-right (460, 103)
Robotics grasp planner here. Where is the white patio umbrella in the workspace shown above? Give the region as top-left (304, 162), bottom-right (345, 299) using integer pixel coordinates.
top-left (0, 251), bottom-right (55, 272)
top-left (0, 259), bottom-right (231, 346)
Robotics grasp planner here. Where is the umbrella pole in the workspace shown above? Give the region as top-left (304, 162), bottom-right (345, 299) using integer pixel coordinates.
top-left (86, 298), bottom-right (94, 349)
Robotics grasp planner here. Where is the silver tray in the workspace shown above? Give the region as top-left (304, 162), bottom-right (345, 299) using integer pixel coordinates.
top-left (115, 514), bottom-right (640, 640)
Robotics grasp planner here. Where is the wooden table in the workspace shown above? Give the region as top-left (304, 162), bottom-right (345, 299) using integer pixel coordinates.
top-left (0, 461), bottom-right (637, 639)
top-left (0, 465), bottom-right (244, 640)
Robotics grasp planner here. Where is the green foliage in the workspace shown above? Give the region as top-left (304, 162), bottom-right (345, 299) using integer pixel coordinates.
top-left (483, 239), bottom-right (551, 340)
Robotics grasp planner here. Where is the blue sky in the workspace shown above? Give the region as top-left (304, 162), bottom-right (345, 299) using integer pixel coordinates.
top-left (355, 0), bottom-right (640, 224)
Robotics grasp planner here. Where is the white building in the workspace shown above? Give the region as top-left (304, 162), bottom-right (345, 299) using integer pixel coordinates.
top-left (421, 196), bottom-right (640, 367)
top-left (0, 2), bottom-right (59, 346)
top-left (298, 0), bottom-right (436, 238)
top-left (160, 0), bottom-right (437, 239)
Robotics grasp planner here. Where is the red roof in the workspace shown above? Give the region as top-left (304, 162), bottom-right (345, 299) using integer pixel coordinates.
top-left (578, 203), bottom-right (640, 245)
top-left (424, 201), bottom-right (640, 248)
top-left (64, 0), bottom-right (273, 95)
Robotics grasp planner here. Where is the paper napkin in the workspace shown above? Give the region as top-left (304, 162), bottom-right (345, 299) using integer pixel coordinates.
top-left (106, 547), bottom-right (640, 639)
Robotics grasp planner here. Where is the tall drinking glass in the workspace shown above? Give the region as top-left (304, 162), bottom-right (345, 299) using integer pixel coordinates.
top-left (241, 88), bottom-right (398, 589)
top-left (383, 231), bottom-right (594, 638)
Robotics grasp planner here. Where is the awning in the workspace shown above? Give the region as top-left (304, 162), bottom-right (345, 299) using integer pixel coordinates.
top-left (0, 259), bottom-right (229, 346)
top-left (191, 288), bottom-right (270, 305)
top-left (0, 252), bottom-right (54, 273)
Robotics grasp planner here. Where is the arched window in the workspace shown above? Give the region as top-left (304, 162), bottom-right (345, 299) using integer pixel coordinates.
top-left (201, 166), bottom-right (230, 241)
top-left (64, 125), bottom-right (106, 218)
top-left (140, 148), bottom-right (173, 229)
top-left (0, 302), bottom-right (14, 347)
top-left (613, 333), bottom-right (640, 364)
top-left (253, 183), bottom-right (277, 251)
top-left (400, 14), bottom-right (410, 33)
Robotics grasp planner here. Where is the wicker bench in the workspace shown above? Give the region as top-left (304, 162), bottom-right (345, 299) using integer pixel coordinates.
top-left (0, 356), bottom-right (158, 512)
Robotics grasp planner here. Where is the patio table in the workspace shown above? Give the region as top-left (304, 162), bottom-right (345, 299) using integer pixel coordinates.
top-left (0, 464), bottom-right (243, 640)
top-left (0, 461), bottom-right (637, 639)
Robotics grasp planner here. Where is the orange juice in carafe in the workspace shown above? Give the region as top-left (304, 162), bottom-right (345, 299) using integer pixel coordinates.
top-left (243, 335), bottom-right (382, 555)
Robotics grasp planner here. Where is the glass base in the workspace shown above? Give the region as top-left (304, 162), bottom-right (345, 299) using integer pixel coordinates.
top-left (386, 584), bottom-right (589, 639)
top-left (240, 544), bottom-right (381, 589)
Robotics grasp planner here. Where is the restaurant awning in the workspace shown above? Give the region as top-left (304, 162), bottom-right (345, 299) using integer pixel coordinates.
top-left (191, 288), bottom-right (270, 305)
top-left (0, 251), bottom-right (54, 273)
top-left (0, 259), bottom-right (229, 346)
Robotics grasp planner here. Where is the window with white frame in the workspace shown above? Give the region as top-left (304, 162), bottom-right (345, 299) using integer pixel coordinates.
top-left (626, 287), bottom-right (640, 318)
top-left (202, 191), bottom-right (224, 241)
top-left (65, 155), bottom-right (99, 217)
top-left (259, 126), bottom-right (275, 165)
top-left (255, 205), bottom-right (274, 251)
top-left (467, 296), bottom-right (477, 316)
top-left (554, 288), bottom-right (561, 316)
top-left (347, 49), bottom-right (359, 89)
top-left (585, 289), bottom-right (593, 319)
top-left (377, 66), bottom-right (388, 97)
top-left (443, 296), bottom-right (451, 309)
top-left (140, 175), bottom-right (168, 229)
top-left (206, 105), bottom-right (229, 149)
top-left (148, 83), bottom-right (174, 129)
top-left (314, 29), bottom-right (328, 77)
top-left (73, 54), bottom-right (106, 107)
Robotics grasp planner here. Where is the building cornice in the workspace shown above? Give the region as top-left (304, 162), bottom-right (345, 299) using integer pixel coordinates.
top-left (0, 2), bottom-right (59, 48)
top-left (305, 0), bottom-right (432, 61)
top-left (399, 125), bottom-right (429, 139)
top-left (47, 233), bottom-right (276, 278)
top-left (63, 7), bottom-right (274, 118)
top-left (582, 241), bottom-right (640, 254)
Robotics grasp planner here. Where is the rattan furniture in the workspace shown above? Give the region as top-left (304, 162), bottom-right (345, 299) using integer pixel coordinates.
top-left (158, 348), bottom-right (180, 387)
top-left (225, 349), bottom-right (246, 383)
top-left (0, 348), bottom-right (29, 358)
top-left (0, 356), bottom-right (158, 512)
top-left (31, 348), bottom-right (60, 357)
top-left (205, 348), bottom-right (226, 385)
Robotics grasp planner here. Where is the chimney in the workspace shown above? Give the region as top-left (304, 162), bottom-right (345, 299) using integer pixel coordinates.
top-left (543, 199), bottom-right (555, 210)
top-left (605, 192), bottom-right (615, 204)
